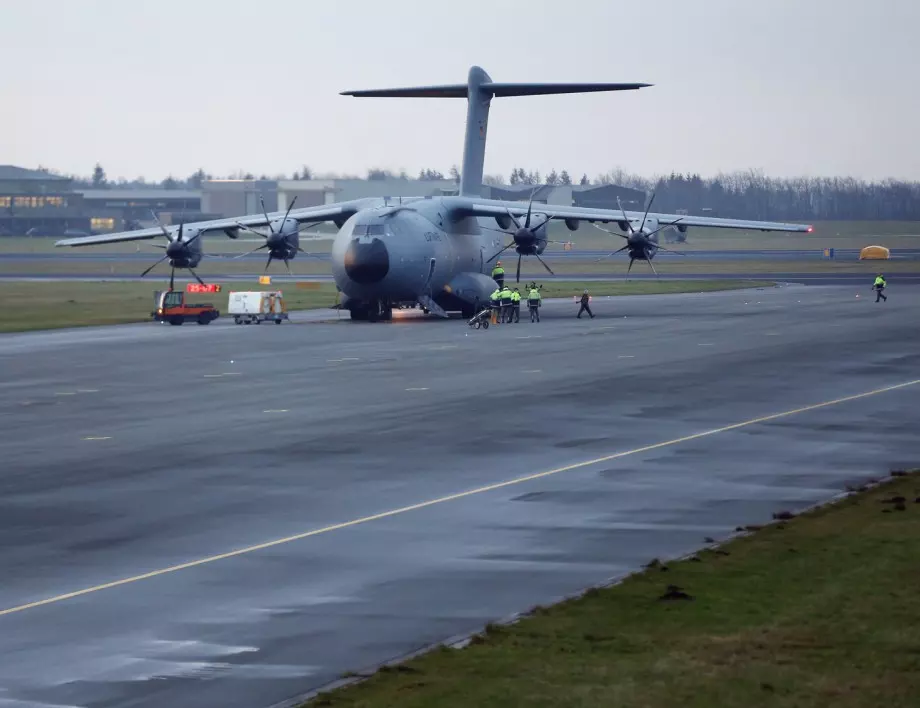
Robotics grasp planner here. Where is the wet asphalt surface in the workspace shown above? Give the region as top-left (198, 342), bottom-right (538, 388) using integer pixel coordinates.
top-left (0, 284), bottom-right (918, 707)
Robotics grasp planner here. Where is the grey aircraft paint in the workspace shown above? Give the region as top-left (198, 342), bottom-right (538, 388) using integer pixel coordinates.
top-left (56, 65), bottom-right (812, 321)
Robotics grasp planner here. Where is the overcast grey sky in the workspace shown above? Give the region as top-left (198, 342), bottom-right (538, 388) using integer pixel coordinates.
top-left (2, 0), bottom-right (918, 182)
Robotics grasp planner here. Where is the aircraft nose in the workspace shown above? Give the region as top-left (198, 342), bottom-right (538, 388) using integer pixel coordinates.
top-left (344, 237), bottom-right (389, 284)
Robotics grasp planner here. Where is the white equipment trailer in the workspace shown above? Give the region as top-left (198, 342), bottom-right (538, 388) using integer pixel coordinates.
top-left (228, 291), bottom-right (289, 324)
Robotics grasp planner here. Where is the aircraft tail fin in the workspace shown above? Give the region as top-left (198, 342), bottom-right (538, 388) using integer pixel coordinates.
top-left (341, 67), bottom-right (651, 198)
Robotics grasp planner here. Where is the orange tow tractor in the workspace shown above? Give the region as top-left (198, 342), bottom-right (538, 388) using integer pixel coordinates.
top-left (152, 283), bottom-right (221, 325)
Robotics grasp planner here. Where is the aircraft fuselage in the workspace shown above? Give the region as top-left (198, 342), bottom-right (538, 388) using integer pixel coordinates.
top-left (329, 197), bottom-right (547, 319)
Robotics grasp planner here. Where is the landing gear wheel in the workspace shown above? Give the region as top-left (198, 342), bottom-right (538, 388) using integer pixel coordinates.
top-left (349, 308), bottom-right (369, 321)
top-left (234, 316), bottom-right (241, 324)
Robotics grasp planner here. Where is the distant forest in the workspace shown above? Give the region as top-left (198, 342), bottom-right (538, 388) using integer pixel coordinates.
top-left (43, 164), bottom-right (920, 222)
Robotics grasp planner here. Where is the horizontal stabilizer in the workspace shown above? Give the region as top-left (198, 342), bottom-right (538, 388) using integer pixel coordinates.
top-left (342, 82), bottom-right (651, 98)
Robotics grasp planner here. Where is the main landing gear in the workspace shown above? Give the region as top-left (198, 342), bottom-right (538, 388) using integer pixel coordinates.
top-left (349, 300), bottom-right (393, 322)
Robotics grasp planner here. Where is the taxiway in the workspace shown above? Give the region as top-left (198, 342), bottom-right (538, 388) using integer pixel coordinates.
top-left (0, 284), bottom-right (917, 707)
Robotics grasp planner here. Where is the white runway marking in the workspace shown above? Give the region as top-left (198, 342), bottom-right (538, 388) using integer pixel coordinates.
top-left (3, 378), bottom-right (918, 619)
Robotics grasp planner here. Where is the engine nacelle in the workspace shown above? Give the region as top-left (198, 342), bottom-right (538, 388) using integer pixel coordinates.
top-left (564, 218), bottom-right (579, 231)
top-left (494, 214), bottom-right (512, 230)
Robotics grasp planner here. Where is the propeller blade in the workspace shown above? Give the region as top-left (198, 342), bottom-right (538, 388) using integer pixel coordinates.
top-left (516, 253), bottom-right (522, 283)
top-left (591, 223), bottom-right (630, 240)
top-left (232, 243), bottom-right (269, 259)
top-left (616, 197), bottom-right (635, 234)
top-left (183, 230), bottom-right (202, 247)
top-left (643, 217), bottom-right (684, 242)
top-left (524, 186), bottom-right (536, 228)
top-left (187, 267), bottom-right (206, 286)
top-left (503, 207), bottom-right (522, 231)
top-left (140, 254), bottom-right (169, 277)
top-left (264, 253), bottom-right (273, 272)
top-left (593, 245), bottom-right (630, 262)
top-left (235, 222), bottom-right (270, 239)
top-left (625, 258), bottom-right (635, 281)
top-left (639, 191), bottom-right (655, 233)
top-left (150, 210), bottom-right (172, 241)
top-left (282, 195), bottom-right (297, 224)
top-left (260, 195), bottom-right (274, 234)
top-left (486, 242), bottom-right (514, 263)
top-left (176, 221), bottom-right (184, 243)
top-left (169, 266), bottom-right (176, 291)
top-left (283, 258), bottom-right (293, 276)
top-left (646, 250), bottom-right (660, 279)
top-left (534, 253), bottom-right (554, 276)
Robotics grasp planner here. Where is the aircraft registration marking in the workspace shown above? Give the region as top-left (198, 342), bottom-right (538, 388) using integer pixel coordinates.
top-left (2, 377), bottom-right (918, 619)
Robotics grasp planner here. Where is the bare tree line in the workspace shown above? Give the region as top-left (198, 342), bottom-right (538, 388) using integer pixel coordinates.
top-left (37, 164), bottom-right (920, 221)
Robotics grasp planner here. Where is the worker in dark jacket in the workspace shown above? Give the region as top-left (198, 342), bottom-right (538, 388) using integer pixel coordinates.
top-left (577, 289), bottom-right (594, 319)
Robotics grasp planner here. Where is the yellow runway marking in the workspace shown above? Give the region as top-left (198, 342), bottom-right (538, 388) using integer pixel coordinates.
top-left (2, 378), bottom-right (918, 619)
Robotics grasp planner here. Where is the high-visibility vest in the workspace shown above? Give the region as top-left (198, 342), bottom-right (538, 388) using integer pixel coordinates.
top-left (511, 292), bottom-right (521, 303)
top-left (500, 289), bottom-right (512, 304)
top-left (874, 277), bottom-right (886, 287)
top-left (528, 289), bottom-right (541, 301)
top-left (492, 266), bottom-right (504, 277)
top-left (490, 290), bottom-right (501, 303)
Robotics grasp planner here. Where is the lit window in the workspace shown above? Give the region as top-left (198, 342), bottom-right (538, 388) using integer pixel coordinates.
top-left (14, 197), bottom-right (30, 207)
top-left (91, 217), bottom-right (115, 231)
top-left (0, 196), bottom-right (10, 208)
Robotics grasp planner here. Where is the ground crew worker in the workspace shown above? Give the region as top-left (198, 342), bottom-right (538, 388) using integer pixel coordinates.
top-left (528, 285), bottom-right (542, 322)
top-left (511, 288), bottom-right (522, 322)
top-left (577, 289), bottom-right (595, 319)
top-left (500, 285), bottom-right (513, 323)
top-left (491, 261), bottom-right (505, 290)
top-left (490, 287), bottom-right (501, 323)
top-left (873, 273), bottom-right (887, 302)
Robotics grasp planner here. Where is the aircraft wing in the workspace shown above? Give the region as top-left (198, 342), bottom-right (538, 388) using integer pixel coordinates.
top-left (54, 202), bottom-right (364, 247)
top-left (445, 197), bottom-right (813, 233)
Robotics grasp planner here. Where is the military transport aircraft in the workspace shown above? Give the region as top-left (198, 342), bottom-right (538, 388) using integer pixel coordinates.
top-left (56, 66), bottom-right (813, 321)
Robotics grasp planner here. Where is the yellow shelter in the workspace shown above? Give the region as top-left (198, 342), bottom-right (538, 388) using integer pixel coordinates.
top-left (859, 245), bottom-right (890, 260)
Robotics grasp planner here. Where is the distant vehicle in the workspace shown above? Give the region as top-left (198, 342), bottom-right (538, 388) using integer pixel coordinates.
top-left (152, 289), bottom-right (220, 326)
top-left (227, 290), bottom-right (288, 325)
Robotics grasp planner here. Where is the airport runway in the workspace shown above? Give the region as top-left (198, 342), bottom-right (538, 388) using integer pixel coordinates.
top-left (1, 284), bottom-right (918, 707)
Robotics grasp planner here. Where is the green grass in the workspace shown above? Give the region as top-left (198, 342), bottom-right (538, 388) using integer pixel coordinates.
top-left (302, 470), bottom-right (920, 708)
top-left (0, 281), bottom-right (341, 333)
top-left (0, 280), bottom-right (765, 333)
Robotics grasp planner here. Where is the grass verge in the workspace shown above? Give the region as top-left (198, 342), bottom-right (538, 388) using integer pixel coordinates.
top-left (0, 281), bottom-right (340, 333)
top-left (0, 280), bottom-right (766, 333)
top-left (302, 470), bottom-right (920, 708)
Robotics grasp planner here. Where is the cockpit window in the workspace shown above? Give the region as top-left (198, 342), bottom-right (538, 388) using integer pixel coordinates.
top-left (353, 223), bottom-right (387, 236)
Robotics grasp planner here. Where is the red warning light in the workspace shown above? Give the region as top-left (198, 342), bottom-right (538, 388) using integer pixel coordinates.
top-left (186, 283), bottom-right (221, 293)
top-left (806, 226), bottom-right (814, 233)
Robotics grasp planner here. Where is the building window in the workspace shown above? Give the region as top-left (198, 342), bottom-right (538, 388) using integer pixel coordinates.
top-left (0, 196), bottom-right (10, 208)
top-left (91, 217), bottom-right (115, 231)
